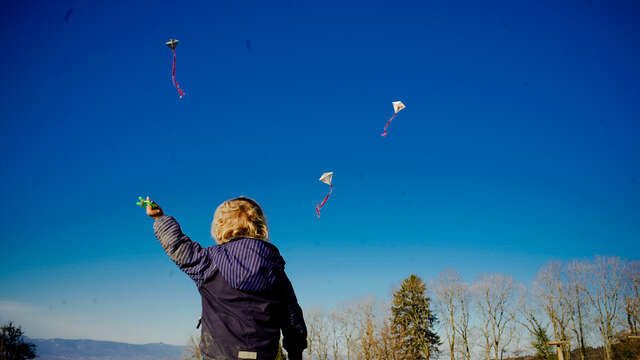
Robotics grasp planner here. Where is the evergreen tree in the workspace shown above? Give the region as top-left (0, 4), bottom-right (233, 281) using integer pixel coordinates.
top-left (391, 274), bottom-right (441, 360)
top-left (532, 324), bottom-right (554, 360)
top-left (0, 322), bottom-right (37, 360)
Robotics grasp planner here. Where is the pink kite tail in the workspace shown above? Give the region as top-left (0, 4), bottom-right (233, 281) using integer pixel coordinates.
top-left (171, 48), bottom-right (185, 99)
top-left (315, 184), bottom-right (333, 218)
top-left (381, 112), bottom-right (397, 137)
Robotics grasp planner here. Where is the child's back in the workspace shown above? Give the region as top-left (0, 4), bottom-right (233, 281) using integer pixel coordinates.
top-left (146, 197), bottom-right (307, 360)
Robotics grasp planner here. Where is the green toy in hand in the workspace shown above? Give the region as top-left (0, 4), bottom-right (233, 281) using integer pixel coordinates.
top-left (136, 196), bottom-right (158, 209)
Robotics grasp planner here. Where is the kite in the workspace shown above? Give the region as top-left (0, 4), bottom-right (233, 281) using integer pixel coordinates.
top-left (166, 39), bottom-right (185, 99)
top-left (381, 101), bottom-right (406, 137)
top-left (315, 172), bottom-right (333, 218)
top-left (136, 196), bottom-right (158, 209)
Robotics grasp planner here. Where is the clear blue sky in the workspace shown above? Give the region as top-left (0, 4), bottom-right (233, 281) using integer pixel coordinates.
top-left (1, 0), bottom-right (638, 345)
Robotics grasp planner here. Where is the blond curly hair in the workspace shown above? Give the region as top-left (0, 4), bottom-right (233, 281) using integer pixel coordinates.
top-left (211, 196), bottom-right (269, 244)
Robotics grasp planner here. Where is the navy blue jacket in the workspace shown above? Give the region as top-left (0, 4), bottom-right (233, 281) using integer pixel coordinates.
top-left (153, 216), bottom-right (307, 360)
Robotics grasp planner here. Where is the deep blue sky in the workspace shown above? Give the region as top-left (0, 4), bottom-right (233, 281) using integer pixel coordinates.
top-left (1, 0), bottom-right (638, 345)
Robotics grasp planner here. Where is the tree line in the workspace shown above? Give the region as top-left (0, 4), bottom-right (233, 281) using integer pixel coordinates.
top-left (301, 255), bottom-right (639, 360)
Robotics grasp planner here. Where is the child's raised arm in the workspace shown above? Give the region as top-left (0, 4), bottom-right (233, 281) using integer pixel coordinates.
top-left (151, 211), bottom-right (213, 287)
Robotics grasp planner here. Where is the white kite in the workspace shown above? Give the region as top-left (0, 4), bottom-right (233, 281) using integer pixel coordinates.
top-left (316, 172), bottom-right (333, 218)
top-left (166, 38), bottom-right (185, 99)
top-left (381, 101), bottom-right (406, 137)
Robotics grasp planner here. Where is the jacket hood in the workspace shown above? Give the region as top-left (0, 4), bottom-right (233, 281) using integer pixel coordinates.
top-left (212, 237), bottom-right (285, 293)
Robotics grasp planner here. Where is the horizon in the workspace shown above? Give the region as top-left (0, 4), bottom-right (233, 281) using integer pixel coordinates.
top-left (23, 336), bottom-right (179, 346)
top-left (1, 0), bottom-right (638, 347)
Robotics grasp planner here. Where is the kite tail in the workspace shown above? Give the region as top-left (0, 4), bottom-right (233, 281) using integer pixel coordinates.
top-left (381, 112), bottom-right (397, 137)
top-left (315, 185), bottom-right (333, 218)
top-left (171, 49), bottom-right (185, 99)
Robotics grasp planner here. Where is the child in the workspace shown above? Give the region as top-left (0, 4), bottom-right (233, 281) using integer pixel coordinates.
top-left (144, 196), bottom-right (307, 360)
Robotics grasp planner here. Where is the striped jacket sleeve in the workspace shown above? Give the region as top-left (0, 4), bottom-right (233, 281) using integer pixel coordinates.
top-left (153, 215), bottom-right (214, 287)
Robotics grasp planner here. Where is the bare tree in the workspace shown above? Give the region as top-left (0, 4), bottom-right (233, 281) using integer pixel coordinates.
top-left (517, 285), bottom-right (544, 338)
top-left (317, 309), bottom-right (330, 360)
top-left (375, 302), bottom-right (398, 360)
top-left (328, 307), bottom-right (343, 360)
top-left (432, 274), bottom-right (471, 360)
top-left (479, 299), bottom-right (492, 360)
top-left (333, 301), bottom-right (358, 360)
top-left (182, 334), bottom-right (201, 360)
top-left (534, 261), bottom-right (571, 360)
top-left (623, 261), bottom-right (640, 336)
top-left (473, 273), bottom-right (517, 360)
top-left (434, 269), bottom-right (465, 360)
top-left (306, 306), bottom-right (330, 360)
top-left (304, 307), bottom-right (315, 360)
top-left (564, 260), bottom-right (591, 360)
top-left (355, 298), bottom-right (378, 360)
top-left (455, 280), bottom-right (472, 360)
top-left (583, 256), bottom-right (625, 360)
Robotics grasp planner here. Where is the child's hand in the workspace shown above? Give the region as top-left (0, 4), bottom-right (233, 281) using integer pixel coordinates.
top-left (145, 196), bottom-right (164, 219)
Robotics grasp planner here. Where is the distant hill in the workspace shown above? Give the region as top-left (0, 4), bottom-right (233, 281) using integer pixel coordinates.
top-left (27, 338), bottom-right (186, 360)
